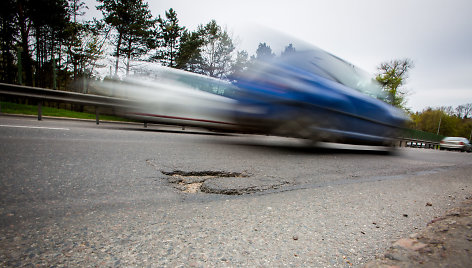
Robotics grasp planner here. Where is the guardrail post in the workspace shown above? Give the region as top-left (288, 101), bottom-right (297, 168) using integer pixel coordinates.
top-left (38, 102), bottom-right (42, 120)
top-left (95, 107), bottom-right (99, 125)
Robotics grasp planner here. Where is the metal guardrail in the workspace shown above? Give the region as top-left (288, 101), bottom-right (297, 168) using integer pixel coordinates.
top-left (398, 128), bottom-right (444, 149)
top-left (398, 138), bottom-right (440, 149)
top-left (0, 83), bottom-right (132, 124)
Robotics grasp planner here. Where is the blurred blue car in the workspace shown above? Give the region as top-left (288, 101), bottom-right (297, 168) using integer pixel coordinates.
top-left (230, 48), bottom-right (408, 146)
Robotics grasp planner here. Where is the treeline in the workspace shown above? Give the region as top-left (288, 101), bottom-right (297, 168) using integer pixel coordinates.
top-left (1, 0), bottom-right (106, 92)
top-left (0, 0), bottom-right (291, 93)
top-left (409, 103), bottom-right (472, 138)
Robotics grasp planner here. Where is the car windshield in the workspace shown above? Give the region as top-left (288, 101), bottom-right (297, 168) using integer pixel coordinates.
top-left (278, 49), bottom-right (387, 100)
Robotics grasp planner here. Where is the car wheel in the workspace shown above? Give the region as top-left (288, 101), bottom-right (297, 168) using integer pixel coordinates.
top-left (273, 108), bottom-right (327, 141)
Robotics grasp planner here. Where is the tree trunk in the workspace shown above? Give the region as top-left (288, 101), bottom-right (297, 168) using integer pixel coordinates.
top-left (17, 3), bottom-right (33, 86)
top-left (126, 39), bottom-right (131, 75)
top-left (114, 32), bottom-right (122, 76)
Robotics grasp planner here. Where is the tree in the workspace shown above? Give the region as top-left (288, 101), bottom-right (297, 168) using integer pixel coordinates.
top-left (65, 21), bottom-right (106, 92)
top-left (197, 20), bottom-right (235, 78)
top-left (281, 43), bottom-right (296, 57)
top-left (153, 8), bottom-right (184, 67)
top-left (16, 0), bottom-right (35, 86)
top-left (0, 0), bottom-right (18, 83)
top-left (413, 108), bottom-right (459, 136)
top-left (255, 42), bottom-right (275, 61)
top-left (176, 20), bottom-right (234, 78)
top-left (68, 0), bottom-right (87, 23)
top-left (65, 0), bottom-right (90, 81)
top-left (375, 58), bottom-right (413, 109)
top-left (28, 0), bottom-right (70, 88)
top-left (175, 29), bottom-right (204, 72)
top-left (121, 14), bottom-right (155, 74)
top-left (61, 1), bottom-right (108, 92)
top-left (411, 104), bottom-right (472, 137)
top-left (439, 106), bottom-right (455, 116)
top-left (97, 0), bottom-right (156, 76)
top-left (229, 50), bottom-right (249, 77)
top-left (455, 103), bottom-right (472, 119)
top-left (1, 0), bottom-right (105, 92)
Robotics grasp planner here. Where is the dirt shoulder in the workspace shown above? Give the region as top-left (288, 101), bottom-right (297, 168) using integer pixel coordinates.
top-left (365, 197), bottom-right (472, 267)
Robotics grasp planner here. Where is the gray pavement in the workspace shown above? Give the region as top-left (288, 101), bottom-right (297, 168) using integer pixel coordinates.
top-left (1, 115), bottom-right (471, 267)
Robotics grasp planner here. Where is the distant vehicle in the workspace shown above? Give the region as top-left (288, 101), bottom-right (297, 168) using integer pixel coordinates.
top-left (231, 47), bottom-right (408, 146)
top-left (440, 137), bottom-right (472, 152)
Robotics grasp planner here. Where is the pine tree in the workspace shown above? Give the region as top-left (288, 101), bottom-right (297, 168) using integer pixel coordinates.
top-left (153, 8), bottom-right (184, 67)
top-left (16, 0), bottom-right (35, 86)
top-left (28, 0), bottom-right (69, 88)
top-left (281, 43), bottom-right (296, 57)
top-left (0, 0), bottom-right (18, 83)
top-left (175, 29), bottom-right (204, 72)
top-left (229, 50), bottom-right (249, 77)
top-left (255, 42), bottom-right (275, 61)
top-left (97, 0), bottom-right (156, 76)
top-left (176, 20), bottom-right (235, 78)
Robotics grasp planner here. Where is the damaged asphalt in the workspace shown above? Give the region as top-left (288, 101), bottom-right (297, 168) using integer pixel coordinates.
top-left (1, 117), bottom-right (472, 267)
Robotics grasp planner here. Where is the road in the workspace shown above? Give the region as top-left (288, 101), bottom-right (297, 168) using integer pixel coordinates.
top-left (1, 115), bottom-right (471, 267)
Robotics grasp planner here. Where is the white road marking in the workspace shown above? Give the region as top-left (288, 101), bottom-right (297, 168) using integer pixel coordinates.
top-left (0, 124), bottom-right (70, 130)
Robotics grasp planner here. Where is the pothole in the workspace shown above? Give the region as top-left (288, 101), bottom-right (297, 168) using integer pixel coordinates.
top-left (161, 170), bottom-right (255, 195)
top-left (161, 170), bottom-right (290, 195)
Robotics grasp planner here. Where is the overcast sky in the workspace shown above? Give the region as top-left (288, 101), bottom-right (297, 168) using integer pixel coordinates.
top-left (85, 0), bottom-right (472, 112)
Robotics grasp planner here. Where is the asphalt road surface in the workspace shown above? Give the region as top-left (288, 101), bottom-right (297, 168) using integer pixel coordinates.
top-left (1, 115), bottom-right (471, 267)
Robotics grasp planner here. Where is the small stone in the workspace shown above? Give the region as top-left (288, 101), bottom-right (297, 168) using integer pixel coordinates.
top-left (426, 202), bottom-right (433, 206)
top-left (409, 233), bottom-right (419, 239)
top-left (394, 238), bottom-right (427, 251)
top-left (385, 253), bottom-right (402, 261)
top-left (293, 236), bottom-right (298, 240)
top-left (439, 227), bottom-right (449, 232)
top-left (403, 214), bottom-right (408, 217)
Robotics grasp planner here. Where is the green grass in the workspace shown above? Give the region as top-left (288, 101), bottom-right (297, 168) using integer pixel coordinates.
top-left (0, 101), bottom-right (132, 122)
